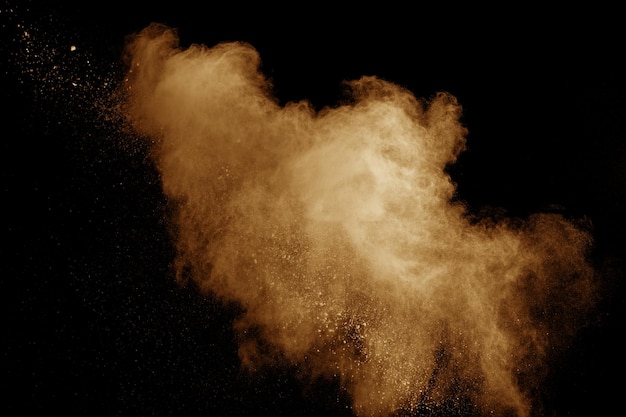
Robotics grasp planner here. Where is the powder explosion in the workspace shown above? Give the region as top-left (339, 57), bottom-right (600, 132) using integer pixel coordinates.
top-left (118, 24), bottom-right (597, 417)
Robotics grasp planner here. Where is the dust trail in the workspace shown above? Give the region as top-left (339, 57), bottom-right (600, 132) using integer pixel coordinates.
top-left (118, 23), bottom-right (597, 417)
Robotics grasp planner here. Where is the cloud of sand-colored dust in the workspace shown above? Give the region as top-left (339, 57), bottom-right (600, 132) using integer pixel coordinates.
top-left (117, 23), bottom-right (598, 417)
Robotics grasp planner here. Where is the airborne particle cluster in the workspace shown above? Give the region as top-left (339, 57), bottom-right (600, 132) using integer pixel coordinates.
top-left (118, 24), bottom-right (599, 417)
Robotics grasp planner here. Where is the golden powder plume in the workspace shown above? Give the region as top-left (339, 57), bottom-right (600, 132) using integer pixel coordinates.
top-left (118, 23), bottom-right (598, 417)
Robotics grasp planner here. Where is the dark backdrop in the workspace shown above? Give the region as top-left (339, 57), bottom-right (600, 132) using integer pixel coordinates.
top-left (3, 2), bottom-right (624, 416)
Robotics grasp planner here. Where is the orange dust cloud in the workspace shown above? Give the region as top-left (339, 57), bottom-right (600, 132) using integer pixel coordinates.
top-left (117, 23), bottom-right (598, 417)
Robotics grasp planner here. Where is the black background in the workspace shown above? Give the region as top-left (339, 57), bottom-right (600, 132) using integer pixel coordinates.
top-left (3, 1), bottom-right (625, 416)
